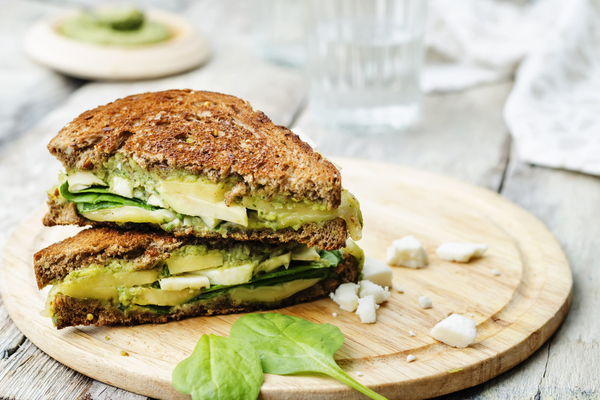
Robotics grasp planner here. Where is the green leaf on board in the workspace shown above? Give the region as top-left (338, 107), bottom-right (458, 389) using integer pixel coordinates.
top-left (172, 334), bottom-right (263, 400)
top-left (230, 313), bottom-right (388, 400)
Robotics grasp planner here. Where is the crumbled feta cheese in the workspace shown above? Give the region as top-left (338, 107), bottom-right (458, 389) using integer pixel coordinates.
top-left (430, 314), bottom-right (477, 348)
top-left (355, 295), bottom-right (379, 323)
top-left (386, 235), bottom-right (429, 268)
top-left (147, 194), bottom-right (167, 208)
top-left (133, 188), bottom-right (145, 200)
top-left (395, 285), bottom-right (405, 293)
top-left (406, 355), bottom-right (416, 362)
top-left (330, 283), bottom-right (360, 312)
top-left (67, 171), bottom-right (106, 192)
top-left (159, 274), bottom-right (210, 291)
top-left (419, 295), bottom-right (433, 309)
top-left (361, 257), bottom-right (393, 287)
top-left (332, 312), bottom-right (337, 317)
top-left (356, 371), bottom-right (364, 377)
top-left (359, 280), bottom-right (391, 304)
top-left (201, 216), bottom-right (221, 229)
top-left (409, 330), bottom-right (416, 337)
top-left (491, 269), bottom-right (501, 276)
top-left (436, 242), bottom-right (488, 263)
top-left (111, 176), bottom-right (134, 198)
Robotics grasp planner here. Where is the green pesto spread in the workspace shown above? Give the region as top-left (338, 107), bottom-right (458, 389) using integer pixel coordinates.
top-left (58, 153), bottom-right (363, 239)
top-left (43, 244), bottom-right (354, 324)
top-left (59, 8), bottom-right (171, 46)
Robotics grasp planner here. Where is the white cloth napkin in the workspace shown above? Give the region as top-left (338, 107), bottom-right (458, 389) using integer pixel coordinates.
top-left (424, 0), bottom-right (600, 176)
top-left (504, 0), bottom-right (600, 175)
top-left (423, 0), bottom-right (561, 93)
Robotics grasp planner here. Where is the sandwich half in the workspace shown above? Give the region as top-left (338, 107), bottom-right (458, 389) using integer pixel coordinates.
top-left (44, 90), bottom-right (362, 250)
top-left (34, 227), bottom-right (363, 329)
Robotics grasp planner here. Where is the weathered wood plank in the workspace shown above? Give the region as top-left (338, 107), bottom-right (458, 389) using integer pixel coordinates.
top-left (0, 339), bottom-right (91, 399)
top-left (498, 152), bottom-right (600, 399)
top-left (0, 0), bottom-right (84, 149)
top-left (294, 82), bottom-right (512, 191)
top-left (77, 381), bottom-right (148, 400)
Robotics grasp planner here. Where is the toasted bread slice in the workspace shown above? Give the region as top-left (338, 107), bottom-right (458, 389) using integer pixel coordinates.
top-left (35, 227), bottom-right (192, 289)
top-left (48, 90), bottom-right (341, 208)
top-left (35, 227), bottom-right (360, 329)
top-left (49, 256), bottom-right (358, 329)
top-left (42, 195), bottom-right (349, 251)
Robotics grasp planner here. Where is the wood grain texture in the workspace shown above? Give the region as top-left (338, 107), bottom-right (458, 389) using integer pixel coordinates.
top-left (0, 0), bottom-right (83, 147)
top-left (499, 151), bottom-right (600, 399)
top-left (1, 159), bottom-right (571, 400)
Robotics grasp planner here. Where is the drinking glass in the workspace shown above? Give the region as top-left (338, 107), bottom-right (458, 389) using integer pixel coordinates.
top-left (254, 0), bottom-right (306, 67)
top-left (305, 0), bottom-right (427, 134)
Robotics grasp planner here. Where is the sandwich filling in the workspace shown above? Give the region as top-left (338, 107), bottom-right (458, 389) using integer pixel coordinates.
top-left (51, 154), bottom-right (362, 239)
top-left (43, 241), bottom-right (364, 323)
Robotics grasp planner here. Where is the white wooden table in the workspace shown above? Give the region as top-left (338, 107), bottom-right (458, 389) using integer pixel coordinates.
top-left (0, 1), bottom-right (598, 399)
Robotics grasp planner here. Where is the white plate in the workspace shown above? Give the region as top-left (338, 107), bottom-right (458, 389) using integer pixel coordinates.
top-left (24, 9), bottom-right (210, 81)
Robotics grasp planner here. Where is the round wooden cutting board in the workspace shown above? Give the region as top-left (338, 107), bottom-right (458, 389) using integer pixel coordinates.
top-left (0, 159), bottom-right (572, 400)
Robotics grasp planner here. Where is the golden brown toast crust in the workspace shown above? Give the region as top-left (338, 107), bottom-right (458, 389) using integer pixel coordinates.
top-left (43, 196), bottom-right (349, 251)
top-left (34, 227), bottom-right (181, 290)
top-left (50, 255), bottom-right (358, 329)
top-left (48, 90), bottom-right (341, 208)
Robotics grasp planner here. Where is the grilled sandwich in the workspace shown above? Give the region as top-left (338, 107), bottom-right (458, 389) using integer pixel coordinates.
top-left (43, 90), bottom-right (362, 250)
top-left (34, 227), bottom-right (363, 329)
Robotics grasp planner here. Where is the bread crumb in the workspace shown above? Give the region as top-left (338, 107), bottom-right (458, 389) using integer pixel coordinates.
top-left (419, 296), bottom-right (433, 309)
top-left (86, 313), bottom-right (94, 321)
top-left (395, 285), bottom-right (404, 293)
top-left (406, 355), bottom-right (416, 362)
top-left (409, 330), bottom-right (416, 337)
top-left (356, 371), bottom-right (364, 376)
top-left (398, 312), bottom-right (403, 316)
top-left (491, 269), bottom-right (501, 276)
top-left (332, 312), bottom-right (337, 317)
top-left (120, 350), bottom-right (129, 357)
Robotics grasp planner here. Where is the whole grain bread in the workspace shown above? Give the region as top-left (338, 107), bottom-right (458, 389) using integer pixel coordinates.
top-left (48, 90), bottom-right (341, 208)
top-left (43, 196), bottom-right (349, 251)
top-left (35, 227), bottom-right (180, 289)
top-left (50, 254), bottom-right (358, 329)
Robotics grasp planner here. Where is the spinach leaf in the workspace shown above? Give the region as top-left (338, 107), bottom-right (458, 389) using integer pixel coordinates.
top-left (172, 334), bottom-right (263, 400)
top-left (60, 182), bottom-right (157, 211)
top-left (76, 202), bottom-right (123, 213)
top-left (190, 265), bottom-right (336, 301)
top-left (319, 250), bottom-right (343, 267)
top-left (230, 313), bottom-right (387, 400)
top-left (251, 261), bottom-right (330, 283)
top-left (71, 186), bottom-right (111, 194)
top-left (140, 304), bottom-right (172, 315)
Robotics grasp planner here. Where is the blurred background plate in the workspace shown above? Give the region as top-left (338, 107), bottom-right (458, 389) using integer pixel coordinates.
top-left (23, 9), bottom-right (210, 81)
